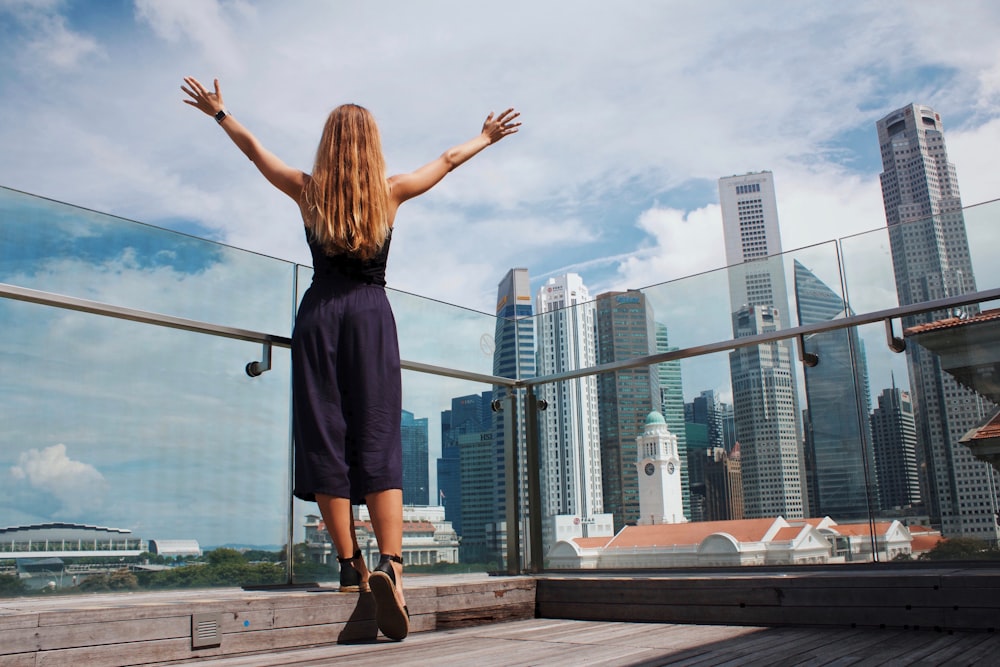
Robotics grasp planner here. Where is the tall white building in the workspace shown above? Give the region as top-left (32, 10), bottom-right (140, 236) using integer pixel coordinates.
top-left (719, 172), bottom-right (805, 519)
top-left (536, 274), bottom-right (604, 526)
top-left (876, 103), bottom-right (998, 541)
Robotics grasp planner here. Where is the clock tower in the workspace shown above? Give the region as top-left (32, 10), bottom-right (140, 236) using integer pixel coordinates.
top-left (636, 411), bottom-right (686, 525)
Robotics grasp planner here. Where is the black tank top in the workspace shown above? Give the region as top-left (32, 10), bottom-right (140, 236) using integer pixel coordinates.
top-left (306, 228), bottom-right (391, 287)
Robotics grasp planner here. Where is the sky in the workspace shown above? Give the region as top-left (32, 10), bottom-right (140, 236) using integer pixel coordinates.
top-left (2, 0), bottom-right (1000, 548)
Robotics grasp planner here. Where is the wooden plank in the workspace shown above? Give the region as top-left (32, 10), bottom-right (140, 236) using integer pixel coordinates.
top-left (436, 601), bottom-right (534, 629)
top-left (271, 593), bottom-right (375, 629)
top-left (0, 655), bottom-right (35, 667)
top-left (36, 637), bottom-right (217, 667)
top-left (37, 615), bottom-right (190, 651)
top-left (0, 626), bottom-right (41, 655)
top-left (537, 599), bottom-right (950, 629)
top-left (0, 613), bottom-right (38, 632)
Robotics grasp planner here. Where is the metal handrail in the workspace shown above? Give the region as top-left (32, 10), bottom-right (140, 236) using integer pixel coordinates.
top-left (518, 286), bottom-right (1000, 388)
top-left (5, 281), bottom-right (999, 387)
top-left (0, 281), bottom-right (519, 387)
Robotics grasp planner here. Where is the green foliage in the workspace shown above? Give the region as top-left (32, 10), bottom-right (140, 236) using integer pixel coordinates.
top-left (919, 537), bottom-right (1000, 561)
top-left (205, 548), bottom-right (246, 565)
top-left (77, 569), bottom-right (139, 592)
top-left (0, 574), bottom-right (27, 595)
top-left (135, 549), bottom-right (285, 590)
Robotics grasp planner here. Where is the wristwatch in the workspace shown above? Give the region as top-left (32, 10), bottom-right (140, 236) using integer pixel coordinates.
top-left (214, 109), bottom-right (230, 124)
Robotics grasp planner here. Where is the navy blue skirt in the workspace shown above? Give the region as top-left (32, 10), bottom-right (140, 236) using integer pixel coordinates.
top-left (291, 273), bottom-right (402, 504)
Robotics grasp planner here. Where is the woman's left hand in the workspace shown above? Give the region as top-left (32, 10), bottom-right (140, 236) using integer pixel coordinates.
top-left (482, 108), bottom-right (521, 144)
top-left (181, 76), bottom-right (225, 117)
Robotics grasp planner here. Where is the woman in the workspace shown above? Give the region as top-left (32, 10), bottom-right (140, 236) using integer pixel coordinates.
top-left (182, 76), bottom-right (519, 641)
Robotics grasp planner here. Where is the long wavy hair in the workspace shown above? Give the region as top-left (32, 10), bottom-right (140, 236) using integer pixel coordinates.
top-left (301, 104), bottom-right (391, 260)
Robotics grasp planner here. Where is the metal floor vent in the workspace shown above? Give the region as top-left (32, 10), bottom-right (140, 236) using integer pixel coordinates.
top-left (191, 612), bottom-right (223, 649)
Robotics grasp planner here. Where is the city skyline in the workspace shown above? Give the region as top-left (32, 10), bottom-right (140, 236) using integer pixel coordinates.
top-left (4, 2), bottom-right (1000, 551)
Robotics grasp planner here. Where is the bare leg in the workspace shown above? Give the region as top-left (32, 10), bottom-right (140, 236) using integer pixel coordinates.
top-left (315, 493), bottom-right (359, 559)
top-left (366, 488), bottom-right (403, 559)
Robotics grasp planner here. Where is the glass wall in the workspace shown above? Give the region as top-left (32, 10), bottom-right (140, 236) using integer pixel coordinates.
top-left (3, 186), bottom-right (999, 597)
top-left (529, 200), bottom-right (1000, 570)
top-left (1, 187), bottom-right (296, 594)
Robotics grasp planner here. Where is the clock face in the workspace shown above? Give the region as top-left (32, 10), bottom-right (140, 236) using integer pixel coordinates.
top-left (667, 462), bottom-right (676, 475)
top-left (644, 462), bottom-right (655, 476)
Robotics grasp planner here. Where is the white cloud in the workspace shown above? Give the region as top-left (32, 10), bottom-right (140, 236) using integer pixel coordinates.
top-left (0, 1), bottom-right (102, 70)
top-left (9, 444), bottom-right (108, 517)
top-left (134, 0), bottom-right (249, 73)
top-left (616, 204), bottom-right (727, 293)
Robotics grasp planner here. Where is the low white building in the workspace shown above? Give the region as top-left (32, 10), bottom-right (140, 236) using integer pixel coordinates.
top-left (304, 505), bottom-right (460, 569)
top-left (547, 516), bottom-right (929, 569)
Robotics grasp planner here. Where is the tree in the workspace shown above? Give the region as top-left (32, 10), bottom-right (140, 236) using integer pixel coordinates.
top-left (0, 574), bottom-right (26, 596)
top-left (919, 537), bottom-right (1000, 561)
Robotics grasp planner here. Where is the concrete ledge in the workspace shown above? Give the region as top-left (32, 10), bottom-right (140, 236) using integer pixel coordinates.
top-left (0, 574), bottom-right (536, 667)
top-left (536, 566), bottom-right (1000, 632)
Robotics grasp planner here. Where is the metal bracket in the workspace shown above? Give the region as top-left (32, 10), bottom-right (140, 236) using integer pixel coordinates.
top-left (246, 341), bottom-right (273, 377)
top-left (884, 319), bottom-right (906, 353)
top-left (797, 334), bottom-right (819, 368)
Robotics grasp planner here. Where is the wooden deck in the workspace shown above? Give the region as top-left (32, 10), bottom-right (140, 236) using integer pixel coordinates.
top-left (3, 568), bottom-right (1000, 666)
top-left (149, 618), bottom-right (1000, 666)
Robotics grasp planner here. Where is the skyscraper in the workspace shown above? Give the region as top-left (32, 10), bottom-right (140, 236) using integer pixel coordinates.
top-left (719, 171), bottom-right (805, 519)
top-left (870, 384), bottom-right (921, 511)
top-left (492, 268), bottom-right (536, 562)
top-left (655, 323), bottom-right (689, 521)
top-left (401, 409), bottom-right (429, 506)
top-left (438, 392), bottom-right (493, 534)
top-left (687, 390), bottom-right (726, 452)
top-left (794, 259), bottom-right (876, 520)
top-left (876, 103), bottom-right (999, 540)
top-left (729, 305), bottom-right (805, 518)
top-left (594, 290), bottom-right (659, 530)
top-left (536, 273), bottom-right (603, 524)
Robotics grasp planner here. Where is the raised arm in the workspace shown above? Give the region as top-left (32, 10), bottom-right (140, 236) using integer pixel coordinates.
top-left (181, 77), bottom-right (306, 202)
top-left (388, 108), bottom-right (520, 206)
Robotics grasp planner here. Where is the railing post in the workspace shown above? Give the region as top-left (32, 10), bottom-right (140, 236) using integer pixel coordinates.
top-left (524, 386), bottom-right (544, 573)
top-left (502, 391), bottom-right (520, 574)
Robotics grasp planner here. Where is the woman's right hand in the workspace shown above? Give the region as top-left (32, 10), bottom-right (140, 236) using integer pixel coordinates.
top-left (181, 76), bottom-right (225, 118)
top-left (482, 108), bottom-right (521, 144)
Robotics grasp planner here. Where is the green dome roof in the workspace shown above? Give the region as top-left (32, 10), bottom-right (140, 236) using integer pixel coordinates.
top-left (644, 411), bottom-right (666, 426)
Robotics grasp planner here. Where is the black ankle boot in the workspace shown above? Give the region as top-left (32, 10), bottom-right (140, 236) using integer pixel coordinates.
top-left (337, 549), bottom-right (369, 593)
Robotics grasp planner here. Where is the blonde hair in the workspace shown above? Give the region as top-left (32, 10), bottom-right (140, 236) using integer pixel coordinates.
top-left (301, 104), bottom-right (391, 260)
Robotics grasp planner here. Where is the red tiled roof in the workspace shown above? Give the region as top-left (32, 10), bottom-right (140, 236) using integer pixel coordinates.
top-left (608, 518), bottom-right (777, 548)
top-left (573, 537), bottom-right (614, 549)
top-left (967, 410), bottom-right (1000, 441)
top-left (829, 522), bottom-right (895, 537)
top-left (904, 308), bottom-right (1000, 335)
top-left (910, 534), bottom-right (944, 552)
top-left (773, 526), bottom-right (802, 541)
top-left (907, 525), bottom-right (936, 534)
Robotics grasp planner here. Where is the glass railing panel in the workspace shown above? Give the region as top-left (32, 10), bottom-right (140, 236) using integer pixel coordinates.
top-left (0, 186), bottom-right (296, 336)
top-left (838, 199), bottom-right (1000, 319)
top-left (291, 374), bottom-right (512, 584)
top-left (962, 198), bottom-right (1000, 308)
top-left (0, 299), bottom-right (292, 595)
top-left (536, 343), bottom-right (885, 570)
